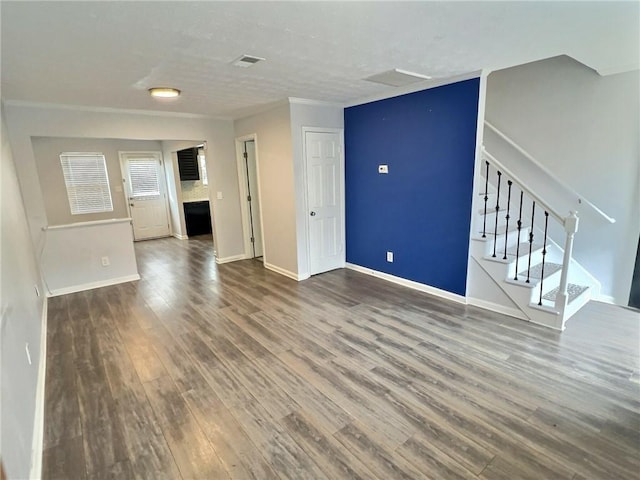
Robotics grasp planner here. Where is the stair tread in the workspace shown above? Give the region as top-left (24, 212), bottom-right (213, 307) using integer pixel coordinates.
top-left (506, 242), bottom-right (543, 257)
top-left (542, 283), bottom-right (589, 303)
top-left (518, 262), bottom-right (562, 280)
top-left (478, 223), bottom-right (529, 237)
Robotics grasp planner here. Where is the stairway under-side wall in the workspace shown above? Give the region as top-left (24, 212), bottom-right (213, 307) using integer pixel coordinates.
top-left (468, 137), bottom-right (606, 330)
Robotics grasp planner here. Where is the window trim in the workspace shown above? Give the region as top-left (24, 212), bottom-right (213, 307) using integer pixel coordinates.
top-left (59, 152), bottom-right (114, 215)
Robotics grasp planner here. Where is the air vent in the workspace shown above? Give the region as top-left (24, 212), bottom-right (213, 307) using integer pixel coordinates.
top-left (364, 69), bottom-right (432, 87)
top-left (232, 55), bottom-right (265, 68)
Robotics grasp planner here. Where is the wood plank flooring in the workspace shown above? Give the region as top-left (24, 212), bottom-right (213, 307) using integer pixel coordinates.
top-left (42, 235), bottom-right (640, 479)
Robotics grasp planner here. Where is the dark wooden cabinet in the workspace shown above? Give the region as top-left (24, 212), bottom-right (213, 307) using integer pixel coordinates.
top-left (184, 201), bottom-right (212, 237)
top-left (177, 147), bottom-right (200, 181)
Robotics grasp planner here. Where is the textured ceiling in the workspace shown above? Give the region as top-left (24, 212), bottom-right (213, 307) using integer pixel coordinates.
top-left (1, 1), bottom-right (638, 118)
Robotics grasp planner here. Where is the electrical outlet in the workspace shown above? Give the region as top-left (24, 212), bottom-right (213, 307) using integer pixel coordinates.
top-left (101, 256), bottom-right (110, 267)
top-left (378, 164), bottom-right (389, 174)
top-left (386, 251), bottom-right (394, 262)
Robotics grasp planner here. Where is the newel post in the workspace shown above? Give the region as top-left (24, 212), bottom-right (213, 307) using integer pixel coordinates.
top-left (555, 211), bottom-right (579, 314)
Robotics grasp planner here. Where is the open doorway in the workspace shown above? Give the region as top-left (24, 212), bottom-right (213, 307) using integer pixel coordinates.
top-left (236, 135), bottom-right (264, 261)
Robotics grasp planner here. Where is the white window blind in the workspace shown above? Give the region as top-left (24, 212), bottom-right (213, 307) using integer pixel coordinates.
top-left (198, 152), bottom-right (208, 186)
top-left (127, 158), bottom-right (161, 199)
top-left (60, 153), bottom-right (114, 215)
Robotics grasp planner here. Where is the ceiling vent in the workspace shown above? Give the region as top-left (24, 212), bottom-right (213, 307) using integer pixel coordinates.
top-left (232, 55), bottom-right (265, 68)
top-left (364, 69), bottom-right (432, 87)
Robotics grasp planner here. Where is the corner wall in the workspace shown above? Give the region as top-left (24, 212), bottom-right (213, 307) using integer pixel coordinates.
top-left (344, 79), bottom-right (480, 296)
top-left (1, 106), bottom-right (47, 479)
top-left (234, 103), bottom-right (298, 277)
top-left (485, 56), bottom-right (640, 304)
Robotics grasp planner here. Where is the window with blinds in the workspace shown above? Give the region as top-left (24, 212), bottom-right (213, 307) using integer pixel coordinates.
top-left (60, 153), bottom-right (114, 215)
top-left (127, 157), bottom-right (161, 199)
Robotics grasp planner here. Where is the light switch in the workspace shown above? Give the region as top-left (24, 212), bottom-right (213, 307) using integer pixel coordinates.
top-left (378, 165), bottom-right (389, 174)
top-left (216, 191), bottom-right (223, 200)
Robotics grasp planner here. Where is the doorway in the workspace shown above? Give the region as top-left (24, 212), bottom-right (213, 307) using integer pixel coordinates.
top-left (304, 129), bottom-right (345, 275)
top-left (119, 151), bottom-right (171, 241)
top-left (236, 136), bottom-right (264, 260)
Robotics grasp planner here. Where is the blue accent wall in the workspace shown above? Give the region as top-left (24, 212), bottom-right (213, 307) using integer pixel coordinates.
top-left (345, 78), bottom-right (479, 296)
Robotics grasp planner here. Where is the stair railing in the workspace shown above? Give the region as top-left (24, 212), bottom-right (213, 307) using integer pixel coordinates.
top-left (481, 147), bottom-right (579, 315)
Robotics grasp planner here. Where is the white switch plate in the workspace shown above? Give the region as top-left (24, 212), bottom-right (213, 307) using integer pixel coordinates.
top-left (378, 164), bottom-right (389, 174)
top-left (217, 191), bottom-right (223, 200)
top-left (101, 256), bottom-right (110, 267)
top-left (386, 251), bottom-right (394, 262)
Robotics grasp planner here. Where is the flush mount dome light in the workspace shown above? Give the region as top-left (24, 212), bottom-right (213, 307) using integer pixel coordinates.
top-left (148, 87), bottom-right (181, 98)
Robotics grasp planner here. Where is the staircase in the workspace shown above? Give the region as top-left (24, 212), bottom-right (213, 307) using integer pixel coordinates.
top-left (469, 143), bottom-right (603, 331)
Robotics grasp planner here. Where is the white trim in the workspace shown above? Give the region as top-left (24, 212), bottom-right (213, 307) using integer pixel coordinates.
top-left (46, 274), bottom-right (140, 297)
top-left (593, 294), bottom-right (616, 305)
top-left (235, 134), bottom-right (266, 262)
top-left (44, 217), bottom-right (131, 230)
top-left (595, 62), bottom-right (640, 77)
top-left (29, 298), bottom-right (48, 480)
top-left (466, 297), bottom-right (528, 321)
top-left (345, 70), bottom-right (482, 108)
top-left (215, 253), bottom-right (247, 265)
top-left (302, 127), bottom-right (346, 276)
top-left (173, 233), bottom-right (189, 240)
top-left (264, 262), bottom-right (302, 281)
top-left (346, 263), bottom-right (467, 304)
top-left (2, 99), bottom-right (231, 120)
top-left (466, 69), bottom-right (490, 307)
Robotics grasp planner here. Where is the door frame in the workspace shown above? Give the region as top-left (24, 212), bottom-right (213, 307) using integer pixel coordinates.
top-left (301, 127), bottom-right (346, 277)
top-left (235, 134), bottom-right (265, 262)
top-left (118, 151), bottom-right (172, 238)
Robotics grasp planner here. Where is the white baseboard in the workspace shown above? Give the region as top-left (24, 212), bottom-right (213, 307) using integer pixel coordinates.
top-left (466, 297), bottom-right (528, 321)
top-left (47, 274), bottom-right (141, 297)
top-left (593, 294), bottom-right (616, 305)
top-left (30, 298), bottom-right (48, 480)
top-left (346, 263), bottom-right (466, 304)
top-left (173, 233), bottom-right (188, 240)
top-left (264, 262), bottom-right (301, 281)
top-left (215, 254), bottom-right (247, 264)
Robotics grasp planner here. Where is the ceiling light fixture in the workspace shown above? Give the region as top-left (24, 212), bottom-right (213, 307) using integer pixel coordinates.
top-left (148, 87), bottom-right (181, 98)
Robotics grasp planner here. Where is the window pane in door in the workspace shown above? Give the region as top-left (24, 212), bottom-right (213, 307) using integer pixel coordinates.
top-left (128, 158), bottom-right (160, 199)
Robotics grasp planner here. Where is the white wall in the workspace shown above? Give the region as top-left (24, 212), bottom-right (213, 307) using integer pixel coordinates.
top-left (289, 101), bottom-right (344, 278)
top-left (3, 104), bottom-right (244, 262)
top-left (31, 137), bottom-right (162, 225)
top-left (485, 56), bottom-right (640, 304)
top-left (42, 220), bottom-right (140, 296)
top-left (1, 107), bottom-right (47, 479)
top-left (234, 103), bottom-right (299, 277)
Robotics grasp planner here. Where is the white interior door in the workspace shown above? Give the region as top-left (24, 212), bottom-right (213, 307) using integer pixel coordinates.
top-left (121, 152), bottom-right (170, 241)
top-left (305, 131), bottom-right (344, 275)
top-left (244, 140), bottom-right (264, 257)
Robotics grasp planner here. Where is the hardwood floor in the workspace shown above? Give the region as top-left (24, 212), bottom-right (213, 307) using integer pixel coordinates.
top-left (42, 235), bottom-right (640, 479)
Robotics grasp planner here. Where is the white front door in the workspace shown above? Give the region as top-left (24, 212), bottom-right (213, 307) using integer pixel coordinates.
top-left (121, 152), bottom-right (170, 241)
top-left (305, 131), bottom-right (345, 275)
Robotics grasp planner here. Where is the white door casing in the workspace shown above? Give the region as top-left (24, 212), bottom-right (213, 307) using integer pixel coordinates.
top-left (235, 134), bottom-right (265, 261)
top-left (119, 152), bottom-right (171, 241)
top-left (244, 140), bottom-right (264, 257)
top-left (305, 130), bottom-right (345, 275)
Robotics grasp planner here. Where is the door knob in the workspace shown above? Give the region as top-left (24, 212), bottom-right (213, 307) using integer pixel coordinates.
top-left (130, 203), bottom-right (134, 207)
top-left (310, 211), bottom-right (316, 216)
